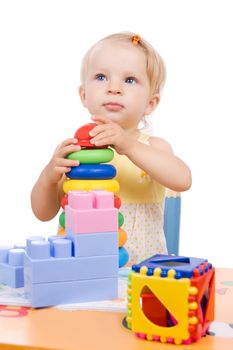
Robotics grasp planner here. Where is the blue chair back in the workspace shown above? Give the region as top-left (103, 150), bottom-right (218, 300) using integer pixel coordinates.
top-left (163, 191), bottom-right (181, 255)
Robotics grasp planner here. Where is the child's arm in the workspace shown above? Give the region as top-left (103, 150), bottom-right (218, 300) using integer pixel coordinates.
top-left (90, 116), bottom-right (192, 192)
top-left (31, 138), bottom-right (80, 221)
top-left (129, 136), bottom-right (192, 192)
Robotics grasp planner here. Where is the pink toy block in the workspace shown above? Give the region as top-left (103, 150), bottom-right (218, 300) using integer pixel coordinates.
top-left (68, 191), bottom-right (93, 210)
top-left (92, 190), bottom-right (114, 208)
top-left (68, 190), bottom-right (114, 210)
top-left (65, 190), bottom-right (118, 234)
top-left (66, 205), bottom-right (118, 233)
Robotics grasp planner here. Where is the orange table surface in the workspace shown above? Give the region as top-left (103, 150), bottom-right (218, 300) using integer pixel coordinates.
top-left (0, 268), bottom-right (232, 350)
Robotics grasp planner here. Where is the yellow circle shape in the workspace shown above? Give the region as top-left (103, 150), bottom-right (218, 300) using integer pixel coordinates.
top-left (189, 301), bottom-right (198, 310)
top-left (160, 336), bottom-right (167, 343)
top-left (189, 316), bottom-right (198, 325)
top-left (63, 179), bottom-right (120, 194)
top-left (188, 286), bottom-right (198, 295)
top-left (118, 228), bottom-right (127, 247)
top-left (153, 267), bottom-right (162, 277)
top-left (167, 269), bottom-right (176, 278)
top-left (127, 288), bottom-right (132, 295)
top-left (146, 334), bottom-right (153, 341)
top-left (140, 266), bottom-right (148, 275)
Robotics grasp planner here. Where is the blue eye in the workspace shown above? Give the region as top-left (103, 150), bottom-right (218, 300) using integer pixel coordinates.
top-left (125, 77), bottom-right (136, 84)
top-left (96, 74), bottom-right (107, 81)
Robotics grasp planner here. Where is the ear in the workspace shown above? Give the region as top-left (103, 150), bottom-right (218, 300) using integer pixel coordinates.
top-left (79, 85), bottom-right (87, 108)
top-left (145, 94), bottom-right (160, 115)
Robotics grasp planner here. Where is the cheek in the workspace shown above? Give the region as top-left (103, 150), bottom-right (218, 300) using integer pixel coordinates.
top-left (85, 89), bottom-right (97, 106)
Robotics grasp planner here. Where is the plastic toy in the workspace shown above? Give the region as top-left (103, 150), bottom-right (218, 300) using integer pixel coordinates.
top-left (23, 190), bottom-right (119, 308)
top-left (126, 254), bottom-right (215, 345)
top-left (119, 246), bottom-right (129, 268)
top-left (63, 178), bottom-right (120, 194)
top-left (74, 123), bottom-right (107, 148)
top-left (62, 123), bottom-right (129, 268)
top-left (118, 228), bottom-right (127, 247)
top-left (65, 190), bottom-right (118, 234)
top-left (60, 194), bottom-right (68, 209)
top-left (114, 194), bottom-right (121, 209)
top-left (67, 148), bottom-right (114, 163)
top-left (66, 164), bottom-right (117, 179)
top-left (0, 247), bottom-right (25, 287)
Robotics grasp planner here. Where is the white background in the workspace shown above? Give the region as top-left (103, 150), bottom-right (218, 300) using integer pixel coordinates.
top-left (0, 0), bottom-right (232, 267)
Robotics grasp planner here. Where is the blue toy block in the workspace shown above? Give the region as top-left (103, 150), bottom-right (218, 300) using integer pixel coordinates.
top-left (0, 247), bottom-right (25, 288)
top-left (24, 238), bottom-right (118, 284)
top-left (26, 236), bottom-right (46, 255)
top-left (132, 254), bottom-right (208, 278)
top-left (47, 235), bottom-right (66, 256)
top-left (24, 253), bottom-right (118, 284)
top-left (25, 277), bottom-right (118, 308)
top-left (14, 243), bottom-right (26, 250)
top-left (66, 228), bottom-right (118, 257)
top-left (0, 246), bottom-right (14, 262)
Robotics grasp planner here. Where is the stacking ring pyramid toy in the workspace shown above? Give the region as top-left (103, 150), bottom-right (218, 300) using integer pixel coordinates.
top-left (59, 123), bottom-right (129, 268)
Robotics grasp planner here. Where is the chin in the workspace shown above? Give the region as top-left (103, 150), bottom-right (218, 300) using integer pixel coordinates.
top-left (104, 111), bottom-right (123, 121)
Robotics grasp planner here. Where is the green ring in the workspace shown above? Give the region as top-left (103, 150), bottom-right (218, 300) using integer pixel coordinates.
top-left (59, 211), bottom-right (65, 228)
top-left (118, 212), bottom-right (124, 227)
top-left (67, 148), bottom-right (114, 164)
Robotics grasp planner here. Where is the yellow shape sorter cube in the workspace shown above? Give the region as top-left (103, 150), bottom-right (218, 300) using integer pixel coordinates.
top-left (126, 254), bottom-right (215, 345)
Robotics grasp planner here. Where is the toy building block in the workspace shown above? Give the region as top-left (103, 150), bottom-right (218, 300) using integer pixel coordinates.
top-left (25, 277), bottom-right (118, 308)
top-left (26, 236), bottom-right (46, 255)
top-left (65, 190), bottom-right (118, 233)
top-left (24, 237), bottom-right (118, 307)
top-left (0, 247), bottom-right (25, 288)
top-left (24, 238), bottom-right (118, 284)
top-left (127, 254), bottom-right (215, 345)
top-left (65, 229), bottom-right (118, 257)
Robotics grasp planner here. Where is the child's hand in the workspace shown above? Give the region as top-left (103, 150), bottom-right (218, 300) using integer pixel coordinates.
top-left (45, 138), bottom-right (81, 184)
top-left (89, 115), bottom-right (131, 154)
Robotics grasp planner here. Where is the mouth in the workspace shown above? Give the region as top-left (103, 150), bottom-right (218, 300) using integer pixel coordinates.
top-left (103, 102), bottom-right (124, 112)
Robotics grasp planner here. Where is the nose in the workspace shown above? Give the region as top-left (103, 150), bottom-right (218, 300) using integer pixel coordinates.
top-left (107, 80), bottom-right (122, 95)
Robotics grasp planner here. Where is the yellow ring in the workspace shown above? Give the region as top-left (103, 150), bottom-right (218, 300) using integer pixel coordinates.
top-left (63, 179), bottom-right (120, 193)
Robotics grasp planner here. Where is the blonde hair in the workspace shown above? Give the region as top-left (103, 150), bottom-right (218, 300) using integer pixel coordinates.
top-left (80, 31), bottom-right (166, 96)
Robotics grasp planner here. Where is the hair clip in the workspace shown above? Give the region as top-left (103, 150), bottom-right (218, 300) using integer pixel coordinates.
top-left (132, 34), bottom-right (140, 45)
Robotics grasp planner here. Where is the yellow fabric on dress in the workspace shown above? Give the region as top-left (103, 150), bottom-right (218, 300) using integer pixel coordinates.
top-left (111, 132), bottom-right (167, 264)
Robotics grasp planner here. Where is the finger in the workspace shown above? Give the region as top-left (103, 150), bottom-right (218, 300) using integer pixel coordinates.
top-left (91, 129), bottom-right (115, 142)
top-left (92, 137), bottom-right (115, 147)
top-left (59, 138), bottom-right (78, 148)
top-left (58, 144), bottom-right (81, 158)
top-left (54, 166), bottom-right (72, 174)
top-left (91, 132), bottom-right (116, 146)
top-left (91, 115), bottom-right (113, 125)
top-left (56, 159), bottom-right (79, 167)
top-left (89, 123), bottom-right (113, 137)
